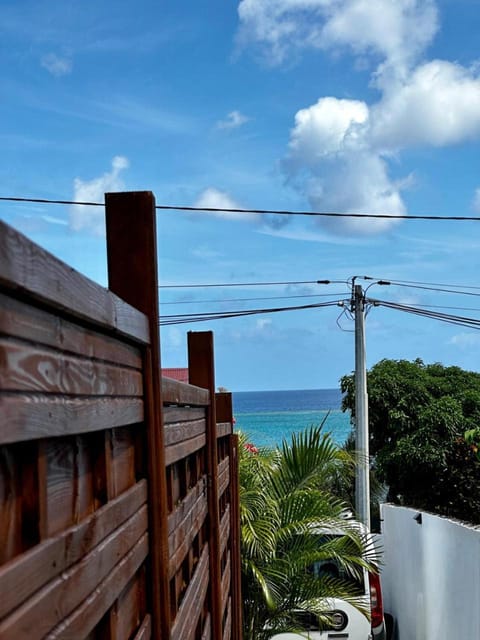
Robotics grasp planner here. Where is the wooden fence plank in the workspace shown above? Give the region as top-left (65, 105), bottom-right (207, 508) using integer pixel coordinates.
top-left (109, 572), bottom-right (145, 640)
top-left (164, 434), bottom-right (206, 467)
top-left (218, 458), bottom-right (230, 498)
top-left (222, 601), bottom-right (232, 640)
top-left (164, 419), bottom-right (206, 447)
top-left (219, 507), bottom-right (231, 555)
top-left (221, 553), bottom-right (231, 616)
top-left (188, 331), bottom-right (222, 640)
top-left (0, 340), bottom-right (143, 396)
top-left (163, 406), bottom-right (205, 425)
top-left (168, 489), bottom-right (208, 578)
top-left (216, 423), bottom-right (232, 439)
top-left (0, 480), bottom-right (147, 619)
top-left (0, 395), bottom-right (143, 444)
top-left (170, 546), bottom-right (210, 640)
top-left (167, 478), bottom-right (207, 535)
top-left (105, 190), bottom-right (171, 639)
top-left (45, 534), bottom-right (149, 640)
top-left (0, 293), bottom-right (143, 369)
top-left (133, 615), bottom-right (152, 640)
top-left (202, 614), bottom-right (211, 640)
top-left (0, 507), bottom-right (148, 639)
top-left (162, 377), bottom-right (209, 407)
top-left (229, 434), bottom-right (243, 640)
top-left (0, 221), bottom-right (149, 345)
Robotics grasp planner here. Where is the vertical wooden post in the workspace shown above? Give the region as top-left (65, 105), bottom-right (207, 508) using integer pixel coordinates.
top-left (187, 331), bottom-right (222, 640)
top-left (105, 191), bottom-right (170, 640)
top-left (217, 392), bottom-right (243, 640)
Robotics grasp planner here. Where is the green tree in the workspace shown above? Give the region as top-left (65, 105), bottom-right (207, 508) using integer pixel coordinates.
top-left (239, 425), bottom-right (378, 640)
top-left (341, 359), bottom-right (480, 522)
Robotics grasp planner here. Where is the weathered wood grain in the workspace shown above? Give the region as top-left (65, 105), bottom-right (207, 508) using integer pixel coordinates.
top-left (162, 377), bottom-right (209, 407)
top-left (222, 600), bottom-right (232, 640)
top-left (0, 394), bottom-right (144, 444)
top-left (0, 506), bottom-right (148, 639)
top-left (164, 418), bottom-right (206, 447)
top-left (163, 406), bottom-right (206, 425)
top-left (221, 553), bottom-right (231, 616)
top-left (164, 433), bottom-right (206, 467)
top-left (0, 293), bottom-right (143, 369)
top-left (44, 534), bottom-right (149, 640)
top-left (105, 427), bottom-right (137, 499)
top-left (218, 457), bottom-right (230, 499)
top-left (0, 339), bottom-right (143, 396)
top-left (0, 220), bottom-right (149, 344)
top-left (170, 546), bottom-right (210, 640)
top-left (202, 614), bottom-right (211, 640)
top-left (132, 615), bottom-right (152, 640)
top-left (108, 571), bottom-right (145, 640)
top-left (216, 422), bottom-right (232, 439)
top-left (0, 480), bottom-right (147, 619)
top-left (167, 477), bottom-right (206, 535)
top-left (168, 487), bottom-right (208, 578)
top-left (220, 506), bottom-right (231, 555)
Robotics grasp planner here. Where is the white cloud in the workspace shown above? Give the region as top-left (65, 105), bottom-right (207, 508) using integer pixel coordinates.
top-left (69, 156), bottom-right (129, 235)
top-left (194, 187), bottom-right (245, 219)
top-left (237, 0), bottom-right (438, 72)
top-left (449, 333), bottom-right (480, 348)
top-left (217, 110), bottom-right (250, 130)
top-left (371, 60), bottom-right (480, 150)
top-left (41, 53), bottom-right (72, 77)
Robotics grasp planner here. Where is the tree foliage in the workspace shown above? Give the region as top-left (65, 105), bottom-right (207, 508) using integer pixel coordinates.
top-left (341, 359), bottom-right (480, 523)
top-left (239, 425), bottom-right (378, 640)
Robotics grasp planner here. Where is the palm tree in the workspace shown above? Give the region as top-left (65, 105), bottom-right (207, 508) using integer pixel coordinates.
top-left (239, 425), bottom-right (379, 640)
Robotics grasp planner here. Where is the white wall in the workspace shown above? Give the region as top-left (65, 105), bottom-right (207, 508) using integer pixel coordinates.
top-left (379, 504), bottom-right (480, 640)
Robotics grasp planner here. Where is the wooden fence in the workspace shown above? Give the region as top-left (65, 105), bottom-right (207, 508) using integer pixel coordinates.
top-left (0, 191), bottom-right (242, 639)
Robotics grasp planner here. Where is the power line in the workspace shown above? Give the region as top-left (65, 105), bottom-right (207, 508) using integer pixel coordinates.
top-left (2, 195), bottom-right (480, 221)
top-left (361, 275), bottom-right (480, 292)
top-left (159, 279), bottom-right (338, 289)
top-left (160, 292), bottom-right (348, 305)
top-left (370, 298), bottom-right (480, 331)
top-left (159, 299), bottom-right (344, 325)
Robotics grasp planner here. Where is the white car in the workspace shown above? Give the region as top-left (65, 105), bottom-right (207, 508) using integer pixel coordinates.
top-left (270, 524), bottom-right (387, 640)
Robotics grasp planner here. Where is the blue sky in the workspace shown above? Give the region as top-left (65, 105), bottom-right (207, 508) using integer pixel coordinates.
top-left (1, 0), bottom-right (480, 391)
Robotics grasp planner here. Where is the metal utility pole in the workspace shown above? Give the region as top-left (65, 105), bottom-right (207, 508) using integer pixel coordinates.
top-left (353, 284), bottom-right (370, 528)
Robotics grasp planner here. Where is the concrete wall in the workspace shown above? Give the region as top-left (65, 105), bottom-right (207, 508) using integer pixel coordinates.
top-left (379, 504), bottom-right (480, 640)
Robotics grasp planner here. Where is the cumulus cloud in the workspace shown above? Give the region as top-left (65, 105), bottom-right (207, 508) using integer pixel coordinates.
top-left (237, 0), bottom-right (438, 72)
top-left (370, 60), bottom-right (480, 150)
top-left (70, 156), bottom-right (129, 235)
top-left (217, 110), bottom-right (250, 130)
top-left (194, 187), bottom-right (245, 219)
top-left (41, 53), bottom-right (73, 77)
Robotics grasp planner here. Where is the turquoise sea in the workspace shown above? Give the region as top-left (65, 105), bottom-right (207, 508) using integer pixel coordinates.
top-left (232, 388), bottom-right (352, 448)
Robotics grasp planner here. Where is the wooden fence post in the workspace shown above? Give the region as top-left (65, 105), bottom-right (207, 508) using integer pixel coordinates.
top-left (216, 392), bottom-right (243, 640)
top-left (105, 191), bottom-right (170, 640)
top-left (187, 331), bottom-right (223, 640)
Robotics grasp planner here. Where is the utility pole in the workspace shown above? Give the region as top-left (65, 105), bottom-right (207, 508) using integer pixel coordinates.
top-left (353, 283), bottom-right (370, 528)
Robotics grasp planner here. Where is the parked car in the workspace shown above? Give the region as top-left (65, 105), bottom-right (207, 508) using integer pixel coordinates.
top-left (270, 522), bottom-right (387, 640)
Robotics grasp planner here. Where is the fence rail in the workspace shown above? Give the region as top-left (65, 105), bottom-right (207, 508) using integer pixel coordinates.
top-left (0, 192), bottom-right (241, 640)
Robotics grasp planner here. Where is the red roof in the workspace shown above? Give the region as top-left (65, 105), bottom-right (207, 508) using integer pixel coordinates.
top-left (162, 368), bottom-right (189, 383)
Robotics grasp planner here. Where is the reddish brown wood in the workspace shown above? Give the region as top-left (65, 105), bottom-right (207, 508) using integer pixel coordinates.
top-left (164, 418), bottom-right (206, 446)
top-left (45, 534), bottom-right (149, 640)
top-left (229, 434), bottom-right (243, 640)
top-left (202, 614), bottom-right (211, 640)
top-left (219, 507), bottom-right (231, 555)
top-left (105, 191), bottom-right (170, 639)
top-left (165, 434), bottom-right (207, 467)
top-left (221, 553), bottom-right (231, 616)
top-left (218, 458), bottom-right (230, 498)
top-left (216, 423), bottom-right (232, 439)
top-left (133, 615), bottom-right (152, 640)
top-left (168, 490), bottom-right (208, 578)
top-left (0, 340), bottom-right (143, 396)
top-left (0, 220), bottom-right (149, 344)
top-left (163, 406), bottom-right (206, 426)
top-left (0, 507), bottom-right (148, 639)
top-left (222, 601), bottom-right (232, 640)
top-left (109, 572), bottom-right (145, 640)
top-left (0, 480), bottom-right (147, 619)
top-left (170, 546), bottom-right (210, 640)
top-left (188, 331), bottom-right (222, 640)
top-left (0, 395), bottom-right (144, 444)
top-left (162, 377), bottom-right (209, 407)
top-left (215, 393), bottom-right (233, 425)
top-left (106, 427), bottom-right (137, 498)
top-left (0, 292), bottom-right (143, 369)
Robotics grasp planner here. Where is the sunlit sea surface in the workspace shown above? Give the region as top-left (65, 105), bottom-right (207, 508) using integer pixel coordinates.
top-left (232, 388), bottom-right (351, 448)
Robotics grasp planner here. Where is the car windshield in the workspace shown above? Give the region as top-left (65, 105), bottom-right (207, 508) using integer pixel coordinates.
top-left (307, 534), bottom-right (366, 593)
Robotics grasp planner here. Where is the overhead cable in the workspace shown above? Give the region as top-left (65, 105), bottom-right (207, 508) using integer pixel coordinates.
top-left (2, 195), bottom-right (480, 221)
